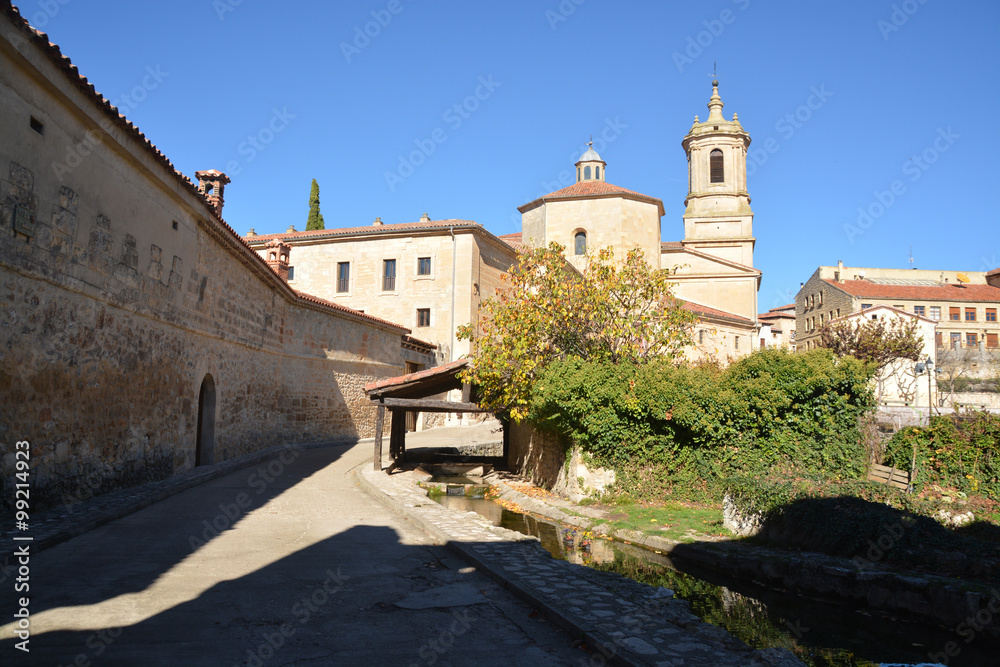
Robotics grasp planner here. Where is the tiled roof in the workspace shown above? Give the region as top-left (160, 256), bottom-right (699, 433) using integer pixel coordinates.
top-left (769, 303), bottom-right (796, 312)
top-left (294, 290), bottom-right (409, 332)
top-left (364, 358), bottom-right (468, 393)
top-left (661, 241), bottom-right (684, 250)
top-left (246, 219), bottom-right (481, 243)
top-left (988, 268), bottom-right (1000, 278)
top-left (758, 311), bottom-right (795, 320)
top-left (498, 232), bottom-right (526, 251)
top-left (824, 279), bottom-right (1000, 303)
top-left (518, 181), bottom-right (664, 214)
top-left (682, 301), bottom-right (753, 325)
top-left (832, 304), bottom-right (937, 325)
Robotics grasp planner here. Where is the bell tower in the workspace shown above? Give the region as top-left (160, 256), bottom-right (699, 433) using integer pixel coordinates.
top-left (680, 80), bottom-right (754, 268)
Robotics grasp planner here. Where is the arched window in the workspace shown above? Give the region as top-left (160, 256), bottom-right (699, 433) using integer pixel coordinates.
top-left (710, 149), bottom-right (724, 183)
top-left (577, 167), bottom-right (580, 181)
top-left (584, 166), bottom-right (592, 180)
top-left (574, 231), bottom-right (586, 255)
top-left (595, 166), bottom-right (601, 180)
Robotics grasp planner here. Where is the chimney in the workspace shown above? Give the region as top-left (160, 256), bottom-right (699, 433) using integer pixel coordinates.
top-left (373, 217), bottom-right (383, 226)
top-left (195, 170), bottom-right (231, 216)
top-left (419, 212), bottom-right (430, 223)
top-left (286, 225), bottom-right (296, 233)
top-left (264, 239), bottom-right (291, 281)
top-left (836, 259), bottom-right (844, 282)
top-left (246, 228), bottom-right (256, 237)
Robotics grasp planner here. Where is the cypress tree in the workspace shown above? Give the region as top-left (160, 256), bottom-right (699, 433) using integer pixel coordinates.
top-left (306, 179), bottom-right (325, 230)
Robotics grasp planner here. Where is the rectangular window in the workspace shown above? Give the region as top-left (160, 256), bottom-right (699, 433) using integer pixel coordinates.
top-left (734, 336), bottom-right (739, 350)
top-left (913, 305), bottom-right (925, 316)
top-left (337, 262), bottom-right (350, 293)
top-left (930, 306), bottom-right (941, 320)
top-left (287, 266), bottom-right (295, 281)
top-left (382, 259), bottom-right (396, 291)
top-left (862, 303), bottom-right (872, 310)
top-left (417, 257), bottom-right (431, 276)
top-left (966, 333), bottom-right (978, 348)
top-left (988, 333), bottom-right (998, 348)
top-left (698, 330), bottom-right (704, 344)
top-left (416, 308), bottom-right (430, 327)
top-left (950, 332), bottom-right (961, 349)
top-left (935, 332), bottom-right (942, 348)
top-left (965, 308), bottom-right (977, 321)
top-left (950, 307), bottom-right (960, 321)
top-left (987, 308), bottom-right (997, 322)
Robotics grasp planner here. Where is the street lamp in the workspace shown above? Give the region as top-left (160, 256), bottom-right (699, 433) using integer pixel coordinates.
top-left (915, 356), bottom-right (934, 425)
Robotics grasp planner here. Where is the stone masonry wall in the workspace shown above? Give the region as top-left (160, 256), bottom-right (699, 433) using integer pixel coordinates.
top-left (0, 21), bottom-right (405, 512)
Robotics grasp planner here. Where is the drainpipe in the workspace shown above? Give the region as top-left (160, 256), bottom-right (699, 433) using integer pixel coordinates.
top-left (450, 225), bottom-right (458, 426)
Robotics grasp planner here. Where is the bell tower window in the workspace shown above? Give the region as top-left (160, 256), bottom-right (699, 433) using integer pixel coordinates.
top-left (584, 165), bottom-right (592, 180)
top-left (710, 149), bottom-right (724, 183)
top-left (595, 166), bottom-right (601, 180)
top-left (574, 231), bottom-right (587, 255)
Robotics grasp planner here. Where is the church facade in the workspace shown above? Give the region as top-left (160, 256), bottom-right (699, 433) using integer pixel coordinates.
top-left (245, 81), bottom-right (761, 363)
top-left (516, 80), bottom-right (761, 360)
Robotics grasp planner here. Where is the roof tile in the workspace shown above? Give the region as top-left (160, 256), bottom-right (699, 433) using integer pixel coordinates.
top-left (825, 279), bottom-right (1000, 303)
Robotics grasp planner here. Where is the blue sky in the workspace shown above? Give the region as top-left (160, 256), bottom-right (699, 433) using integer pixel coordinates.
top-left (23, 0), bottom-right (1000, 309)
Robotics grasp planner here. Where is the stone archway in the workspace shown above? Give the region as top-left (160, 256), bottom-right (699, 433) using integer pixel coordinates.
top-left (195, 374), bottom-right (216, 466)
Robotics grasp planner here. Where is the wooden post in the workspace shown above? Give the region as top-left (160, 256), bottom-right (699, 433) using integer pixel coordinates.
top-left (373, 403), bottom-right (385, 471)
top-left (390, 409), bottom-right (406, 461)
top-left (461, 382), bottom-right (472, 403)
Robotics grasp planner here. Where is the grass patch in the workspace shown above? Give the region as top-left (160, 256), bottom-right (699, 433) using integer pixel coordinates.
top-left (596, 500), bottom-right (726, 543)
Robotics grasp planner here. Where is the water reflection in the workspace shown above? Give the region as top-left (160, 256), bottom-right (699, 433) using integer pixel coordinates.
top-left (432, 494), bottom-right (998, 667)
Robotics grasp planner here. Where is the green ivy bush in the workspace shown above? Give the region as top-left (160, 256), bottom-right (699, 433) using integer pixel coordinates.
top-left (884, 412), bottom-right (1000, 499)
top-left (529, 348), bottom-right (875, 498)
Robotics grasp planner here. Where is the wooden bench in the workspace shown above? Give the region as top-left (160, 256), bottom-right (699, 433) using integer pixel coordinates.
top-left (867, 463), bottom-right (911, 491)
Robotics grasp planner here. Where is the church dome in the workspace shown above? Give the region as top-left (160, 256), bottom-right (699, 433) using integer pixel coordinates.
top-left (579, 146), bottom-right (602, 162)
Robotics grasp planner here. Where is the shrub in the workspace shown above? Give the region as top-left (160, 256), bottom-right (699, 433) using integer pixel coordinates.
top-left (884, 412), bottom-right (1000, 499)
top-left (529, 348), bottom-right (875, 496)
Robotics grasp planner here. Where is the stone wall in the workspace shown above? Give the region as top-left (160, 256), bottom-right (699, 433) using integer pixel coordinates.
top-left (0, 14), bottom-right (408, 512)
top-left (508, 422), bottom-right (567, 490)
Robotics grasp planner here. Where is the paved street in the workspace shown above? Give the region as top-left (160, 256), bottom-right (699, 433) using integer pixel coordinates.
top-left (0, 441), bottom-right (587, 666)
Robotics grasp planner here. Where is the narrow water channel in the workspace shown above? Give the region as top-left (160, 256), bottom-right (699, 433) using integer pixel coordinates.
top-left (433, 493), bottom-right (997, 667)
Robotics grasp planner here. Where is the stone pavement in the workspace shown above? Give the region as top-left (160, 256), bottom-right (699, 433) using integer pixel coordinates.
top-left (0, 425), bottom-right (803, 666)
top-left (0, 441), bottom-right (591, 665)
top-left (357, 465), bottom-right (804, 667)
